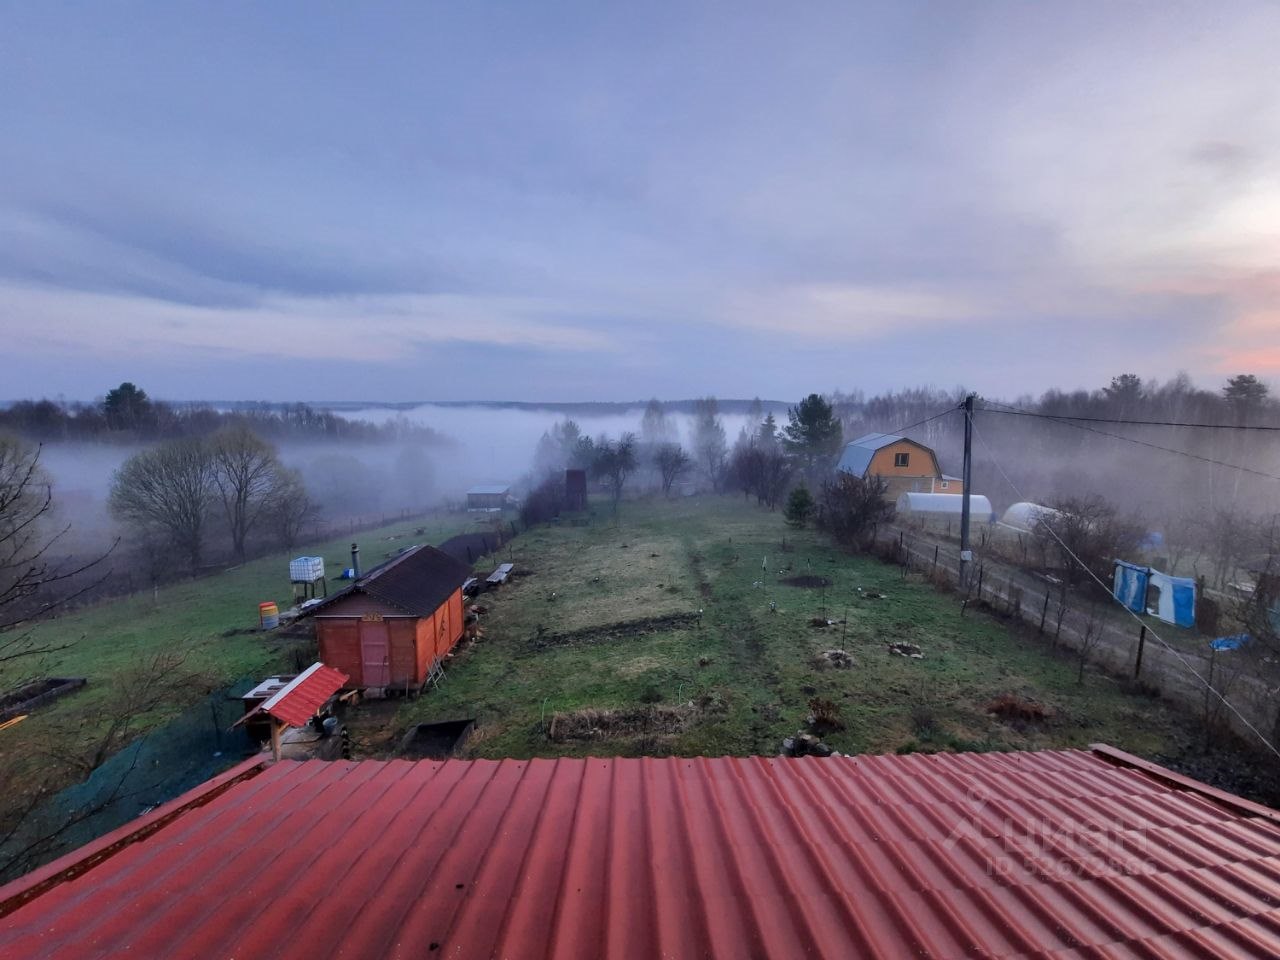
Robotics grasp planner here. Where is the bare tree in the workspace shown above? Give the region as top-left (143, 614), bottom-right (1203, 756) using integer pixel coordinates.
top-left (592, 433), bottom-right (638, 509)
top-left (0, 436), bottom-right (111, 683)
top-left (42, 650), bottom-right (206, 775)
top-left (110, 437), bottom-right (215, 575)
top-left (266, 468), bottom-right (320, 551)
top-left (816, 473), bottom-right (892, 550)
top-left (758, 447), bottom-right (793, 510)
top-left (1076, 603), bottom-right (1105, 685)
top-left (1034, 495), bottom-right (1143, 586)
top-left (640, 398), bottom-right (677, 446)
top-left (692, 397), bottom-right (727, 492)
top-left (1194, 509), bottom-right (1251, 589)
top-left (653, 443), bottom-right (691, 497)
top-left (1, 649), bottom-right (209, 881)
top-left (210, 424), bottom-right (284, 562)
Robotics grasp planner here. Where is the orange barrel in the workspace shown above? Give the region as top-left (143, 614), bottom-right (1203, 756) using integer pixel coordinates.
top-left (259, 601), bottom-right (279, 630)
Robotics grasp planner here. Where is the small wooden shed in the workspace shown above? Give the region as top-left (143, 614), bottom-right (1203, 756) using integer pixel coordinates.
top-left (309, 545), bottom-right (471, 690)
top-left (466, 484), bottom-right (510, 511)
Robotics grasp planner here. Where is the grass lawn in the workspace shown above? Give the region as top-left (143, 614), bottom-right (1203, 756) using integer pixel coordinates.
top-left (394, 495), bottom-right (1199, 764)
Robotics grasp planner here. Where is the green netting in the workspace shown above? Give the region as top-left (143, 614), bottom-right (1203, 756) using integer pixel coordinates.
top-left (0, 679), bottom-right (261, 882)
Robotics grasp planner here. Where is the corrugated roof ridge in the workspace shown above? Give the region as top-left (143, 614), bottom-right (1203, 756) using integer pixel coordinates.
top-left (1090, 744), bottom-right (1280, 826)
top-left (0, 754), bottom-right (269, 923)
top-left (0, 759), bottom-right (306, 955)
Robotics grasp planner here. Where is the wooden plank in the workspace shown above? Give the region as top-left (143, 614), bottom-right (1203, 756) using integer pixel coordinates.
top-left (485, 563), bottom-right (514, 584)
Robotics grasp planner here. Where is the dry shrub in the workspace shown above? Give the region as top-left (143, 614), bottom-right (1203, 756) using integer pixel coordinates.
top-left (547, 705), bottom-right (691, 743)
top-left (807, 696), bottom-right (845, 733)
top-left (985, 693), bottom-right (1050, 723)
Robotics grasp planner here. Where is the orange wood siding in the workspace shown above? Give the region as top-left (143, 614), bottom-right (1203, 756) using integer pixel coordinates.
top-left (314, 589), bottom-right (465, 690)
top-left (440, 589), bottom-right (464, 657)
top-left (387, 619), bottom-right (418, 686)
top-left (414, 617), bottom-right (433, 680)
top-left (317, 618), bottom-right (364, 687)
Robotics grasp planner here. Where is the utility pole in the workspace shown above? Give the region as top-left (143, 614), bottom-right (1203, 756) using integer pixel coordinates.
top-left (959, 393), bottom-right (976, 588)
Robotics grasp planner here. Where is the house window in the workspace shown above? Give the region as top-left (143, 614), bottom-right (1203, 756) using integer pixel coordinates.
top-left (894, 452), bottom-right (909, 468)
top-left (941, 481), bottom-right (949, 489)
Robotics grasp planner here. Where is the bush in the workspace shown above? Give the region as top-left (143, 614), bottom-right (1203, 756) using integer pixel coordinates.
top-left (519, 475), bottom-right (565, 527)
top-left (784, 485), bottom-right (815, 528)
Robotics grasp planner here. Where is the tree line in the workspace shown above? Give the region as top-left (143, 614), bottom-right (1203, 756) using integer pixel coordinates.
top-left (0, 382), bottom-right (450, 446)
top-left (521, 393), bottom-right (892, 543)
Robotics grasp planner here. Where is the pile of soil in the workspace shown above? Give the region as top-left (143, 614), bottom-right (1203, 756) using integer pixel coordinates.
top-left (529, 612), bottom-right (701, 650)
top-left (814, 649), bottom-right (855, 670)
top-left (780, 575), bottom-right (832, 588)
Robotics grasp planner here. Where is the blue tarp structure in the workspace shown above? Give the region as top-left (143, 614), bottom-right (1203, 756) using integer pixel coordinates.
top-left (1113, 560), bottom-right (1196, 627)
top-left (1113, 561), bottom-right (1148, 614)
top-left (1149, 570), bottom-right (1196, 628)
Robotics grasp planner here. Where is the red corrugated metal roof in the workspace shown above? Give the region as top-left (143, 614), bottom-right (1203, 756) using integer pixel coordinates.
top-left (258, 662), bottom-right (348, 728)
top-left (2, 747), bottom-right (1279, 958)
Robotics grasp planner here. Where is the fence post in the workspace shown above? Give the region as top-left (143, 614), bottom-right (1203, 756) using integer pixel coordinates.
top-left (976, 566), bottom-right (984, 603)
top-left (1039, 591), bottom-right (1050, 634)
top-left (932, 545), bottom-right (939, 578)
top-left (1134, 624), bottom-right (1147, 679)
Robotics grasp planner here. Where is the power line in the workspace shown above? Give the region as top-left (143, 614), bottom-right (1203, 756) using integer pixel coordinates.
top-left (981, 402), bottom-right (1280, 484)
top-left (970, 417), bottom-right (1280, 761)
top-left (980, 408), bottom-right (1280, 432)
top-left (886, 406), bottom-right (957, 436)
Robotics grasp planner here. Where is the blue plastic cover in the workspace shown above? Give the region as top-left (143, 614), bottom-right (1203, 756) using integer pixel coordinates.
top-left (1211, 634), bottom-right (1250, 652)
top-left (1113, 561), bottom-right (1148, 614)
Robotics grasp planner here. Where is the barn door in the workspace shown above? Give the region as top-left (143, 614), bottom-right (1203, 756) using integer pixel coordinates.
top-left (360, 620), bottom-right (391, 687)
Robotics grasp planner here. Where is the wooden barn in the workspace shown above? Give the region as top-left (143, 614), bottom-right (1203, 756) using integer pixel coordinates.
top-left (309, 545), bottom-right (471, 691)
top-left (836, 432), bottom-right (964, 500)
top-left (465, 484), bottom-right (510, 511)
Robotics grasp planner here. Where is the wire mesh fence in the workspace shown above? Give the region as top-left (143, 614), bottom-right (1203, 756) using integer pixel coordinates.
top-left (0, 679), bottom-right (260, 883)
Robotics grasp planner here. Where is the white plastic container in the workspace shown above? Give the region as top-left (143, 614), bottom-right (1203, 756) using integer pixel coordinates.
top-left (289, 556), bottom-right (325, 582)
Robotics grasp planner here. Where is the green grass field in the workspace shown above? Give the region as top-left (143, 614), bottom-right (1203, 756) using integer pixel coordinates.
top-left (3, 493), bottom-right (1261, 832)
top-left (396, 495), bottom-right (1198, 763)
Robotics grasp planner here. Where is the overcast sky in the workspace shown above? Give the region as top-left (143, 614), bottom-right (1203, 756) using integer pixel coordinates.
top-left (1, 2), bottom-right (1277, 403)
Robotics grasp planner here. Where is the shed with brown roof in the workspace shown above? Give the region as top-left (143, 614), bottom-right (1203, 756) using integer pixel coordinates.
top-left (308, 544), bottom-right (470, 691)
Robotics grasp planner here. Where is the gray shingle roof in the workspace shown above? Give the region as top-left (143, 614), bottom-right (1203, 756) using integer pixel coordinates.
top-left (836, 433), bottom-right (903, 476)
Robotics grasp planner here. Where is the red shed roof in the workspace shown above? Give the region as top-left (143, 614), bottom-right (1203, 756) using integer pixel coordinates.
top-left (239, 662), bottom-right (349, 729)
top-left (2, 746), bottom-right (1279, 958)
